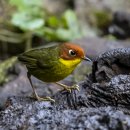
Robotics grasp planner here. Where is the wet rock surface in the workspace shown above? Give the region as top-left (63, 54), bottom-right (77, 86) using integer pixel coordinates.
top-left (1, 48), bottom-right (130, 130)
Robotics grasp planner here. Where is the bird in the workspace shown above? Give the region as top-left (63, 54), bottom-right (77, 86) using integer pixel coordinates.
top-left (18, 42), bottom-right (91, 102)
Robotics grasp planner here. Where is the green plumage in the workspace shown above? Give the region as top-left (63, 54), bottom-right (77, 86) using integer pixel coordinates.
top-left (18, 45), bottom-right (74, 82)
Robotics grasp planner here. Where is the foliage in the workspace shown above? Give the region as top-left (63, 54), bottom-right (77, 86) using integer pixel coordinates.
top-left (10, 0), bottom-right (44, 31)
top-left (9, 0), bottom-right (85, 44)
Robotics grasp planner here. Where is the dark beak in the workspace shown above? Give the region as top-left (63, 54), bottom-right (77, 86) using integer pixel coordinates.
top-left (82, 57), bottom-right (92, 62)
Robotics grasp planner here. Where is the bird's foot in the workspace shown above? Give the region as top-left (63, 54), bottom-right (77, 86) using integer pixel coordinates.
top-left (55, 82), bottom-right (80, 93)
top-left (36, 96), bottom-right (55, 102)
top-left (30, 94), bottom-right (55, 102)
top-left (63, 84), bottom-right (80, 93)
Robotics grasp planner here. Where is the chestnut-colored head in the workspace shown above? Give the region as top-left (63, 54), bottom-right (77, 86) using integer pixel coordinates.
top-left (60, 43), bottom-right (85, 60)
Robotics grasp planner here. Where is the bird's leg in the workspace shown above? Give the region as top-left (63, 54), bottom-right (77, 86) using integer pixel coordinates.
top-left (27, 72), bottom-right (55, 102)
top-left (55, 82), bottom-right (80, 93)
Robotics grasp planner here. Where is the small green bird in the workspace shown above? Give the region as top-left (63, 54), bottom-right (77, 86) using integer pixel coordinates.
top-left (18, 42), bottom-right (91, 102)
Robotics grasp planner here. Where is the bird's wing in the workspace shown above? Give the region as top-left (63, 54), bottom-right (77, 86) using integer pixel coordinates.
top-left (18, 45), bottom-right (59, 69)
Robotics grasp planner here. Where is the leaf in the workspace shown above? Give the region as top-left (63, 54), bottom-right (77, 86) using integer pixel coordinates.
top-left (9, 0), bottom-right (26, 11)
top-left (43, 27), bottom-right (59, 41)
top-left (58, 10), bottom-right (85, 40)
top-left (22, 0), bottom-right (42, 6)
top-left (9, 0), bottom-right (43, 11)
top-left (63, 10), bottom-right (79, 32)
top-left (56, 28), bottom-right (85, 41)
top-left (56, 28), bottom-right (73, 41)
top-left (11, 12), bottom-right (44, 30)
top-left (47, 16), bottom-right (60, 28)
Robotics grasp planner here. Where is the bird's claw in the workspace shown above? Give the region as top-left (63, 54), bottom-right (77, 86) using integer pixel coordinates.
top-left (63, 84), bottom-right (80, 93)
top-left (30, 94), bottom-right (55, 102)
top-left (40, 96), bottom-right (55, 102)
top-left (37, 96), bottom-right (55, 102)
top-left (70, 84), bottom-right (80, 91)
top-left (64, 88), bottom-right (72, 93)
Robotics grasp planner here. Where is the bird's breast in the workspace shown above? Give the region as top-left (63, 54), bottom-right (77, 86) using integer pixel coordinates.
top-left (59, 58), bottom-right (81, 68)
top-left (29, 58), bottom-right (81, 82)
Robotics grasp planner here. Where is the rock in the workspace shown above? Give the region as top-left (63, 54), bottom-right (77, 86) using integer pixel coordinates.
top-left (0, 76), bottom-right (130, 129)
top-left (108, 11), bottom-right (130, 39)
top-left (1, 48), bottom-right (130, 129)
top-left (92, 48), bottom-right (130, 82)
top-left (54, 74), bottom-right (130, 113)
top-left (0, 98), bottom-right (130, 130)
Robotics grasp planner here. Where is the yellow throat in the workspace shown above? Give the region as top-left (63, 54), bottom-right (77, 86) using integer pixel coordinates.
top-left (59, 58), bottom-right (82, 68)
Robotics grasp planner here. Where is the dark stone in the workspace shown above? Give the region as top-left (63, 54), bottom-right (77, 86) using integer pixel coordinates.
top-left (0, 98), bottom-right (130, 130)
top-left (92, 48), bottom-right (130, 82)
top-left (108, 11), bottom-right (130, 39)
top-left (1, 83), bottom-right (130, 130)
top-left (53, 74), bottom-right (130, 114)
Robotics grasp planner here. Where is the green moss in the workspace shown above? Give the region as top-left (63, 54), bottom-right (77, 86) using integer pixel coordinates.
top-left (93, 10), bottom-right (112, 28)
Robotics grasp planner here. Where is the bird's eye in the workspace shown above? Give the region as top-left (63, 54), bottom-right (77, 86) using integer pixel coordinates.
top-left (69, 49), bottom-right (76, 56)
